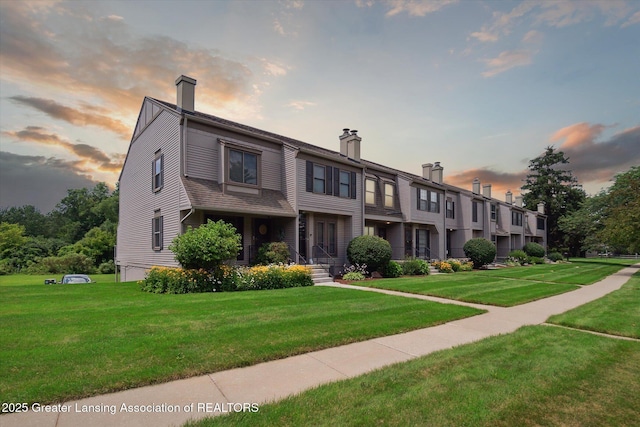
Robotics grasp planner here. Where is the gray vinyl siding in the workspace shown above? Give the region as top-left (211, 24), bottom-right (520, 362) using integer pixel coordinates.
top-left (185, 127), bottom-right (217, 181)
top-left (117, 109), bottom-right (182, 281)
top-left (132, 98), bottom-right (163, 140)
top-left (398, 176), bottom-right (412, 220)
top-left (184, 124), bottom-right (282, 191)
top-left (282, 145), bottom-right (298, 209)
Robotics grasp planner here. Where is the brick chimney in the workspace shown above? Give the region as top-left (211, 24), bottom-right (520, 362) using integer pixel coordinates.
top-left (432, 162), bottom-right (443, 184)
top-left (422, 163), bottom-right (433, 180)
top-left (505, 190), bottom-right (513, 204)
top-left (482, 184), bottom-right (492, 199)
top-left (176, 75), bottom-right (197, 113)
top-left (339, 128), bottom-right (361, 161)
top-left (472, 178), bottom-right (481, 194)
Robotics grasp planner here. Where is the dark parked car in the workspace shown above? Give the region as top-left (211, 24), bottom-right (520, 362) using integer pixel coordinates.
top-left (44, 274), bottom-right (93, 284)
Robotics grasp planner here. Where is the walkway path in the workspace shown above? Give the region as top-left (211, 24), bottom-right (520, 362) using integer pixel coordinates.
top-left (3, 264), bottom-right (638, 427)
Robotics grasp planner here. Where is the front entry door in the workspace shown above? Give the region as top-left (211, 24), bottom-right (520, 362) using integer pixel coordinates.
top-left (254, 218), bottom-right (270, 252)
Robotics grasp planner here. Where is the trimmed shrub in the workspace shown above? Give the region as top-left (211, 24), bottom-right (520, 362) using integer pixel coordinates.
top-left (529, 256), bottom-right (545, 265)
top-left (463, 238), bottom-right (497, 269)
top-left (382, 260), bottom-right (403, 278)
top-left (347, 235), bottom-right (392, 274)
top-left (547, 252), bottom-right (564, 262)
top-left (255, 242), bottom-right (290, 265)
top-left (342, 271), bottom-right (366, 281)
top-left (139, 267), bottom-right (213, 294)
top-left (169, 220), bottom-right (241, 270)
top-left (402, 257), bottom-right (430, 276)
top-left (508, 250), bottom-right (529, 264)
top-left (523, 242), bottom-right (545, 258)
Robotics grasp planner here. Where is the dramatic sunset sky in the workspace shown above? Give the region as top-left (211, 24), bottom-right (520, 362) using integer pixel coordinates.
top-left (1, 0), bottom-right (639, 212)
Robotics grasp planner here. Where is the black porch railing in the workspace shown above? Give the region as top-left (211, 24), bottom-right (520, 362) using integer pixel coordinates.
top-left (311, 245), bottom-right (337, 278)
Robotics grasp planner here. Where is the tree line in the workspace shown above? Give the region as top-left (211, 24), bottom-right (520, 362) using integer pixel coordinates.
top-left (0, 183), bottom-right (118, 275)
top-left (522, 147), bottom-right (639, 256)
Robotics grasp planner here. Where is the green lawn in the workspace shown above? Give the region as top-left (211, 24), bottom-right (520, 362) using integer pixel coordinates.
top-left (481, 259), bottom-right (631, 284)
top-left (365, 273), bottom-right (578, 307)
top-left (189, 326), bottom-right (640, 427)
top-left (360, 260), bottom-right (635, 306)
top-left (0, 280), bottom-right (482, 404)
top-left (547, 270), bottom-right (640, 339)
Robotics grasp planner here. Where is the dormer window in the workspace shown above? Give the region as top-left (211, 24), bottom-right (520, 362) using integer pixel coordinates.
top-left (384, 183), bottom-right (394, 208)
top-left (229, 149), bottom-right (258, 185)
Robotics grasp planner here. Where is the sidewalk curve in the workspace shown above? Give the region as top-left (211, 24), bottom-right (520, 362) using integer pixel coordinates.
top-left (2, 264), bottom-right (638, 427)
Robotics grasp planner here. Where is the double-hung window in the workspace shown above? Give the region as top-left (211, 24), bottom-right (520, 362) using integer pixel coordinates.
top-left (446, 199), bottom-right (455, 219)
top-left (365, 179), bottom-right (376, 205)
top-left (313, 164), bottom-right (326, 193)
top-left (339, 170), bottom-right (351, 198)
top-left (429, 191), bottom-right (440, 213)
top-left (229, 149), bottom-right (258, 185)
top-left (152, 152), bottom-right (164, 192)
top-left (152, 210), bottom-right (163, 250)
top-left (418, 189), bottom-right (428, 211)
top-left (384, 183), bottom-right (394, 208)
top-left (537, 217), bottom-right (545, 230)
top-left (491, 204), bottom-right (497, 221)
top-left (512, 211), bottom-right (523, 226)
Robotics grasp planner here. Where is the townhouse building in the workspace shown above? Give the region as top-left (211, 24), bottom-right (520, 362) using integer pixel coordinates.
top-left (116, 76), bottom-right (546, 281)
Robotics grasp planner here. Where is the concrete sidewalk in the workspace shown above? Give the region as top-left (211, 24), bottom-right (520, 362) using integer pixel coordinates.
top-left (3, 264), bottom-right (638, 427)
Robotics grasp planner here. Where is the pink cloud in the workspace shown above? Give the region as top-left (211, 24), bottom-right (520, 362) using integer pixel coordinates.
top-left (550, 122), bottom-right (607, 149)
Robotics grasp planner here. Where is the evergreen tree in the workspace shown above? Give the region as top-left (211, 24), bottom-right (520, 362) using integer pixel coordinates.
top-left (522, 146), bottom-right (586, 254)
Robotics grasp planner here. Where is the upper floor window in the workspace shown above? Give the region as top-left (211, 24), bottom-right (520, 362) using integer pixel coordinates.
top-left (446, 199), bottom-right (455, 219)
top-left (512, 211), bottom-right (523, 226)
top-left (384, 183), bottom-right (395, 208)
top-left (429, 191), bottom-right (440, 213)
top-left (365, 179), bottom-right (376, 205)
top-left (152, 210), bottom-right (163, 250)
top-left (306, 161), bottom-right (356, 199)
top-left (313, 164), bottom-right (326, 193)
top-left (537, 217), bottom-right (545, 230)
top-left (491, 204), bottom-right (497, 221)
top-left (417, 188), bottom-right (440, 213)
top-left (152, 152), bottom-right (164, 192)
top-left (418, 189), bottom-right (428, 211)
top-left (229, 149), bottom-right (258, 185)
top-left (472, 201), bottom-right (479, 222)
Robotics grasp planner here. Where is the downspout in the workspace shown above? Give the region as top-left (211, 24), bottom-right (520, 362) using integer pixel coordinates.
top-left (181, 208), bottom-right (195, 226)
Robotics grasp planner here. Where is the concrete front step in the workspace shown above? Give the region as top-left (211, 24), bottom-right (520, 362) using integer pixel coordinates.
top-left (309, 265), bottom-right (333, 284)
